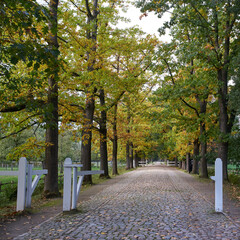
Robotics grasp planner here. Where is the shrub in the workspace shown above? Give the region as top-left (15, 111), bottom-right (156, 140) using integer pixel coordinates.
top-left (228, 173), bottom-right (240, 186)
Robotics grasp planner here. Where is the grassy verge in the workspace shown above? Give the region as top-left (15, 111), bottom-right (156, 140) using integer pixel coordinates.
top-left (0, 166), bottom-right (132, 219)
top-left (180, 167), bottom-right (240, 203)
top-left (226, 173), bottom-right (240, 201)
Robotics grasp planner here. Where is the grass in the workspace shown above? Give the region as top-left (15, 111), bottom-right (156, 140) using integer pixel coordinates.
top-left (0, 167), bottom-right (18, 171)
top-left (228, 164), bottom-right (240, 170)
top-left (0, 165), bottom-right (131, 219)
top-left (178, 165), bottom-right (240, 203)
top-left (0, 175), bottom-right (18, 184)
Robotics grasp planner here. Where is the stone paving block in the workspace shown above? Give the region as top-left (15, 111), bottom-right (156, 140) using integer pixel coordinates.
top-left (14, 166), bottom-right (240, 240)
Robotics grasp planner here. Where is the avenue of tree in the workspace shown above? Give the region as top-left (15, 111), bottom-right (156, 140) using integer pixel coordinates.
top-left (0, 0), bottom-right (240, 196)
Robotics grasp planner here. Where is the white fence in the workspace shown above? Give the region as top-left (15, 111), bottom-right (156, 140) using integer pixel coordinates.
top-left (0, 157), bottom-right (47, 211)
top-left (138, 159), bottom-right (148, 166)
top-left (167, 160), bottom-right (176, 166)
top-left (63, 158), bottom-right (104, 211)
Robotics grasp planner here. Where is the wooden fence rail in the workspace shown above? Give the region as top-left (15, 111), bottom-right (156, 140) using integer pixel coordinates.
top-left (0, 157), bottom-right (48, 211)
top-left (63, 158), bottom-right (104, 212)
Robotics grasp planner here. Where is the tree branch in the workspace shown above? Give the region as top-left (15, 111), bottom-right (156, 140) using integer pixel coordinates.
top-left (107, 91), bottom-right (125, 111)
top-left (0, 99), bottom-right (45, 113)
top-left (163, 58), bottom-right (200, 117)
top-left (85, 0), bottom-right (92, 18)
top-left (69, 0), bottom-right (86, 14)
top-left (0, 121), bottom-right (38, 140)
top-left (0, 104), bottom-right (26, 113)
top-left (68, 103), bottom-right (85, 112)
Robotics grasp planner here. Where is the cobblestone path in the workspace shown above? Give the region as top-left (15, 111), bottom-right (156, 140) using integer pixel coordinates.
top-left (15, 166), bottom-right (240, 240)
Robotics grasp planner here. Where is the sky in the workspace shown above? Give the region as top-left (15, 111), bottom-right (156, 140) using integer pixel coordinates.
top-left (119, 3), bottom-right (172, 43)
top-left (37, 0), bottom-right (171, 42)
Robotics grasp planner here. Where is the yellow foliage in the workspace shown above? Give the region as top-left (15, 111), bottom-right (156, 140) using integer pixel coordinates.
top-left (7, 137), bottom-right (47, 161)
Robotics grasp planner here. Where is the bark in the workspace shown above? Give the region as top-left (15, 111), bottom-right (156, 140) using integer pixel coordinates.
top-left (126, 142), bottom-right (130, 170)
top-left (143, 154), bottom-right (146, 164)
top-left (174, 157), bottom-right (178, 167)
top-left (198, 100), bottom-right (208, 178)
top-left (182, 160), bottom-right (186, 170)
top-left (192, 138), bottom-right (200, 174)
top-left (126, 106), bottom-right (131, 170)
top-left (215, 4), bottom-right (233, 181)
top-left (44, 0), bottom-right (60, 197)
top-left (81, 0), bottom-right (99, 184)
top-left (186, 152), bottom-right (191, 173)
top-left (199, 122), bottom-right (208, 178)
top-left (216, 18), bottom-right (229, 180)
top-left (129, 143), bottom-right (134, 169)
top-left (217, 68), bottom-right (229, 180)
top-left (111, 57), bottom-right (122, 175)
top-left (179, 161), bottom-right (182, 169)
top-left (81, 93), bottom-right (95, 184)
top-left (112, 103), bottom-right (118, 175)
top-left (135, 151), bottom-right (141, 167)
top-left (99, 88), bottom-right (109, 178)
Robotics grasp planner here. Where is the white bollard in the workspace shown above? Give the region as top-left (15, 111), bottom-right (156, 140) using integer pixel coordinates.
top-left (72, 166), bottom-right (78, 209)
top-left (26, 163), bottom-right (33, 208)
top-left (17, 157), bottom-right (27, 211)
top-left (63, 158), bottom-right (72, 211)
top-left (210, 158), bottom-right (223, 212)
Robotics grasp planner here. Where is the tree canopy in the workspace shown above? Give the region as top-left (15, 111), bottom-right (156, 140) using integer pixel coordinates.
top-left (0, 0), bottom-right (240, 189)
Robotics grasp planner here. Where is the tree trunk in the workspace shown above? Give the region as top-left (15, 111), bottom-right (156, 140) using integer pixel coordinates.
top-left (174, 157), bottom-right (178, 167)
top-left (135, 151), bottom-right (141, 167)
top-left (179, 161), bottom-right (182, 169)
top-left (182, 160), bottom-right (186, 170)
top-left (126, 142), bottom-right (130, 170)
top-left (99, 88), bottom-right (109, 178)
top-left (186, 152), bottom-right (191, 172)
top-left (81, 93), bottom-right (95, 184)
top-left (129, 143), bottom-right (133, 169)
top-left (112, 103), bottom-right (118, 175)
top-left (215, 5), bottom-right (232, 181)
top-left (134, 151), bottom-right (140, 168)
top-left (217, 69), bottom-right (229, 180)
top-left (44, 0), bottom-right (60, 197)
top-left (200, 122), bottom-right (208, 178)
top-left (126, 106), bottom-right (131, 170)
top-left (143, 153), bottom-right (146, 165)
top-left (192, 138), bottom-right (200, 174)
top-left (81, 0), bottom-right (99, 184)
top-left (200, 141), bottom-right (208, 178)
top-left (194, 97), bottom-right (208, 178)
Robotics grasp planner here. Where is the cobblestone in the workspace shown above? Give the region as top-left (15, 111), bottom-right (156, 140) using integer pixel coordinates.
top-left (15, 166), bottom-right (240, 239)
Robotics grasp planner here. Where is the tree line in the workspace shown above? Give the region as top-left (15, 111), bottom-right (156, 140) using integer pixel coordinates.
top-left (1, 0), bottom-right (240, 198)
top-left (137, 0), bottom-right (240, 179)
top-left (1, 0), bottom-right (159, 197)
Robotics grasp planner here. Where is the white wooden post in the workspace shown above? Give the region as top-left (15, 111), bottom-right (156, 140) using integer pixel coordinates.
top-left (76, 176), bottom-right (84, 201)
top-left (63, 158), bottom-right (103, 211)
top-left (72, 166), bottom-right (77, 209)
top-left (210, 158), bottom-right (223, 212)
top-left (25, 164), bottom-right (48, 208)
top-left (26, 163), bottom-right (33, 208)
top-left (71, 164), bottom-right (83, 210)
top-left (17, 157), bottom-right (27, 211)
top-left (63, 158), bottom-right (72, 211)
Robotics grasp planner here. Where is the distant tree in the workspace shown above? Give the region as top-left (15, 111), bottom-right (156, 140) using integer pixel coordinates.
top-left (137, 0), bottom-right (240, 179)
